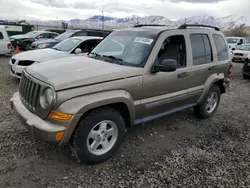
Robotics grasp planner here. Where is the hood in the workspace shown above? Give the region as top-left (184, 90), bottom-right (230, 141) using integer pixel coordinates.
top-left (26, 56), bottom-right (143, 91)
top-left (10, 34), bottom-right (30, 40)
top-left (33, 39), bottom-right (57, 45)
top-left (13, 48), bottom-right (69, 62)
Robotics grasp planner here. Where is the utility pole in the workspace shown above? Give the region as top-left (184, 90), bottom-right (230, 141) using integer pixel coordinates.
top-left (102, 10), bottom-right (104, 29)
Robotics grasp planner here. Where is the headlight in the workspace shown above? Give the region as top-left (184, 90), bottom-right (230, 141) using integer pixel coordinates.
top-left (37, 43), bottom-right (49, 49)
top-left (40, 87), bottom-right (56, 109)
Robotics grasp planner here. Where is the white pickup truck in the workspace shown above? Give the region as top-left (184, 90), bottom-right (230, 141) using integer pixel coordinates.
top-left (0, 25), bottom-right (11, 55)
top-left (226, 37), bottom-right (247, 51)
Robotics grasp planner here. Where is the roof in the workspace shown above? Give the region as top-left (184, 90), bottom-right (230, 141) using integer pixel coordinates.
top-left (70, 36), bottom-right (103, 41)
top-left (116, 24), bottom-right (221, 35)
top-left (36, 30), bottom-right (59, 34)
top-left (116, 26), bottom-right (175, 35)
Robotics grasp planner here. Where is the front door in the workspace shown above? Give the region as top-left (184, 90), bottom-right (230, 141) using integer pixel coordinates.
top-left (136, 31), bottom-right (194, 123)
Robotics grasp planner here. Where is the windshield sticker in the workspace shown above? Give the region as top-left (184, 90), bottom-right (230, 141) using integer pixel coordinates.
top-left (134, 37), bottom-right (154, 45)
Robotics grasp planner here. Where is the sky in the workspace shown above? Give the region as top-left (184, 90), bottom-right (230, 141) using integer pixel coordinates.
top-left (0, 0), bottom-right (249, 22)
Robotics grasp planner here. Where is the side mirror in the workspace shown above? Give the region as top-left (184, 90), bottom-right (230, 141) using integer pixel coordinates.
top-left (75, 48), bottom-right (82, 54)
top-left (152, 59), bottom-right (177, 73)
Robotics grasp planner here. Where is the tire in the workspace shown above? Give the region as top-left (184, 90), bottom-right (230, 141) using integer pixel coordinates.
top-left (194, 85), bottom-right (221, 119)
top-left (71, 108), bottom-right (126, 165)
top-left (243, 74), bottom-right (249, 79)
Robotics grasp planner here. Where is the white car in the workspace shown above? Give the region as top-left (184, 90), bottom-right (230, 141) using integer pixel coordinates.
top-left (232, 44), bottom-right (250, 62)
top-left (226, 37), bottom-right (247, 51)
top-left (9, 36), bottom-right (102, 78)
top-left (0, 25), bottom-right (11, 55)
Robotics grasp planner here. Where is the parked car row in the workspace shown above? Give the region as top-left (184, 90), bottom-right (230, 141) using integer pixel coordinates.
top-left (10, 36), bottom-right (103, 78)
top-left (30, 29), bottom-right (111, 50)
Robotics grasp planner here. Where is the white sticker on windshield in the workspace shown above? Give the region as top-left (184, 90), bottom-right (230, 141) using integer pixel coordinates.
top-left (134, 37), bottom-right (154, 45)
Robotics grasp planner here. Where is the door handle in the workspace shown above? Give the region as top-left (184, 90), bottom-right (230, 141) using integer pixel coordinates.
top-left (177, 72), bottom-right (188, 78)
top-left (208, 66), bottom-right (215, 71)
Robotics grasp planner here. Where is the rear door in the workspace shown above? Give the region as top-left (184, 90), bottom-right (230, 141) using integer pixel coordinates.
top-left (184, 31), bottom-right (216, 103)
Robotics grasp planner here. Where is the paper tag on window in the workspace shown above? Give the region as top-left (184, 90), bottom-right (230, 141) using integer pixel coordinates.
top-left (134, 37), bottom-right (154, 45)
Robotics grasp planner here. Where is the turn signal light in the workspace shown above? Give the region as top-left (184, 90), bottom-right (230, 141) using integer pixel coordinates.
top-left (49, 111), bottom-right (72, 120)
top-left (56, 131), bottom-right (65, 141)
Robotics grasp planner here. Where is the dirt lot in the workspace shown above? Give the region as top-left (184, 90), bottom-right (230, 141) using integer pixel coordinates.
top-left (0, 56), bottom-right (250, 188)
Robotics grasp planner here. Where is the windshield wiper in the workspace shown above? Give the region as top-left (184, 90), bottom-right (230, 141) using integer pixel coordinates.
top-left (89, 52), bottom-right (102, 57)
top-left (52, 47), bottom-right (60, 51)
top-left (102, 55), bottom-right (124, 65)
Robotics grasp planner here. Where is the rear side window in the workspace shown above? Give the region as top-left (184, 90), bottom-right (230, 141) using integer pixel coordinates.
top-left (213, 34), bottom-right (229, 61)
top-left (0, 32), bottom-right (3, 39)
top-left (190, 34), bottom-right (213, 65)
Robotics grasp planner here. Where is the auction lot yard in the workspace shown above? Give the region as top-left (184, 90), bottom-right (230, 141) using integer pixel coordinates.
top-left (0, 57), bottom-right (250, 188)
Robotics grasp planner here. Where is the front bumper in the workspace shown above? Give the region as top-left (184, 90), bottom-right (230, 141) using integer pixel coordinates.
top-left (233, 56), bottom-right (247, 61)
top-left (10, 92), bottom-right (66, 143)
top-left (9, 59), bottom-right (24, 79)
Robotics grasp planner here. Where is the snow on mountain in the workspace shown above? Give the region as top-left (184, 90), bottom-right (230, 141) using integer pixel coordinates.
top-left (28, 14), bottom-right (247, 30)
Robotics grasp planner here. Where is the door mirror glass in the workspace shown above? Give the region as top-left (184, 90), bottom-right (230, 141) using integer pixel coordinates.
top-left (75, 48), bottom-right (82, 54)
top-left (152, 59), bottom-right (177, 73)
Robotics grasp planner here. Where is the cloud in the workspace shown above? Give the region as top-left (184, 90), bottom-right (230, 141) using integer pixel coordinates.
top-left (164, 0), bottom-right (230, 2)
top-left (0, 0), bottom-right (249, 24)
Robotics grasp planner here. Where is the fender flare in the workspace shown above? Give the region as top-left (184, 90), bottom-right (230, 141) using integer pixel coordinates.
top-left (56, 90), bottom-right (135, 144)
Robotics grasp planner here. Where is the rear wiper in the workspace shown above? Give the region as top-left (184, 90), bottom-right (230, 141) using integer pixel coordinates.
top-left (102, 55), bottom-right (124, 65)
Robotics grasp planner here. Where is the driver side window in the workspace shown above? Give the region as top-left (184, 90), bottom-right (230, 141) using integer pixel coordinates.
top-left (156, 35), bottom-right (186, 68)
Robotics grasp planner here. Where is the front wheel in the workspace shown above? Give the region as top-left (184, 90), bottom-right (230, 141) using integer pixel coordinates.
top-left (194, 85), bottom-right (221, 119)
top-left (71, 108), bottom-right (126, 165)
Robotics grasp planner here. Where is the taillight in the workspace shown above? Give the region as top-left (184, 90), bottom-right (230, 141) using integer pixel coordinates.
top-left (7, 43), bottom-right (12, 49)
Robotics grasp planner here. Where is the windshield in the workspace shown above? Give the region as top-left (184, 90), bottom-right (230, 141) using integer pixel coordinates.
top-left (237, 45), bottom-right (250, 51)
top-left (52, 38), bottom-right (81, 52)
top-left (91, 31), bottom-right (156, 67)
top-left (26, 31), bottom-right (40, 37)
top-left (55, 30), bottom-right (75, 41)
top-left (227, 38), bottom-right (238, 44)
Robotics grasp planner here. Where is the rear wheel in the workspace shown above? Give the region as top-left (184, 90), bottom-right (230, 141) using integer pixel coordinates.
top-left (194, 85), bottom-right (221, 119)
top-left (243, 74), bottom-right (249, 79)
top-left (71, 108), bottom-right (126, 165)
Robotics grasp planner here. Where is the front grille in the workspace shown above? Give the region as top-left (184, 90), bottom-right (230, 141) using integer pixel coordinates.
top-left (11, 59), bottom-right (16, 64)
top-left (234, 53), bottom-right (243, 56)
top-left (19, 73), bottom-right (41, 111)
top-left (18, 60), bottom-right (34, 66)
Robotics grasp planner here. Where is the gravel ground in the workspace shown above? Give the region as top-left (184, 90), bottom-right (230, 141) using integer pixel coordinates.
top-left (0, 57), bottom-right (250, 188)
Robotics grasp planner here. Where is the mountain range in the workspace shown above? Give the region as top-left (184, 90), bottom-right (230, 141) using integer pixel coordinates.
top-left (28, 14), bottom-right (247, 30)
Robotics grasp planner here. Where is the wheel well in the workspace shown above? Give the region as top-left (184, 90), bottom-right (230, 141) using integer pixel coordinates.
top-left (81, 102), bottom-right (131, 128)
top-left (213, 80), bottom-right (225, 94)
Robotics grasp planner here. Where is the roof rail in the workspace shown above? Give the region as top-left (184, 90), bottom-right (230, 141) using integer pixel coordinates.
top-left (179, 24), bottom-right (220, 31)
top-left (134, 24), bottom-right (168, 27)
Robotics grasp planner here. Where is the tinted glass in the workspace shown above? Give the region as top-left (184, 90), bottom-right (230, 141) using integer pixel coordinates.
top-left (51, 34), bottom-right (58, 38)
top-left (190, 34), bottom-right (206, 65)
top-left (74, 32), bottom-right (88, 36)
top-left (55, 31), bottom-right (75, 41)
top-left (0, 32), bottom-right (3, 39)
top-left (213, 34), bottom-right (229, 61)
top-left (202, 35), bottom-right (213, 63)
top-left (52, 38), bottom-right (81, 52)
top-left (190, 34), bottom-right (213, 65)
